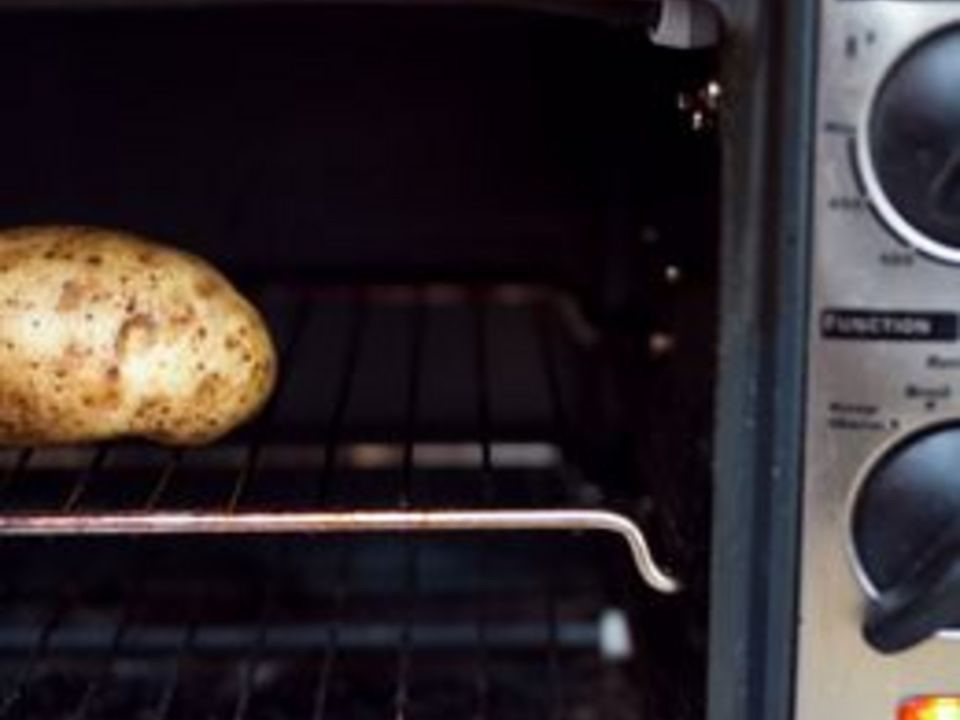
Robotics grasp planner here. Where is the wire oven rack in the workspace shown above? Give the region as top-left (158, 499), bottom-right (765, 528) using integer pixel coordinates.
top-left (0, 281), bottom-right (682, 720)
top-left (0, 518), bottom-right (651, 719)
top-left (0, 551), bottom-right (645, 720)
top-left (0, 282), bottom-right (678, 595)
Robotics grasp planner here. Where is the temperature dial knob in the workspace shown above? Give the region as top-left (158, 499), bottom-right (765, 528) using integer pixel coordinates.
top-left (862, 29), bottom-right (960, 262)
top-left (853, 424), bottom-right (960, 653)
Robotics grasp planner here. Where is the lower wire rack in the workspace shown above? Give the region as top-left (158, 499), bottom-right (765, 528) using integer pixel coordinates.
top-left (0, 547), bottom-right (648, 720)
top-left (0, 518), bottom-right (652, 719)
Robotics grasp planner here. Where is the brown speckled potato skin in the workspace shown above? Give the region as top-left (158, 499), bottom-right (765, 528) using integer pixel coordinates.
top-left (0, 226), bottom-right (277, 445)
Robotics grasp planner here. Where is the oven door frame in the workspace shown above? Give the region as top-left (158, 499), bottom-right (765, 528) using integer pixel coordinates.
top-left (708, 0), bottom-right (816, 719)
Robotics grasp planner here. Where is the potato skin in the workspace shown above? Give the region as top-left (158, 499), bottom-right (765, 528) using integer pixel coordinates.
top-left (0, 226), bottom-right (277, 445)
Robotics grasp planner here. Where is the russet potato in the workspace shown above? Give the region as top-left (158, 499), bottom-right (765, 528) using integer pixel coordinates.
top-left (0, 226), bottom-right (276, 445)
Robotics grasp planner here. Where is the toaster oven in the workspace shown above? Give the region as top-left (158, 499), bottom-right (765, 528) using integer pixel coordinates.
top-left (0, 0), bottom-right (815, 719)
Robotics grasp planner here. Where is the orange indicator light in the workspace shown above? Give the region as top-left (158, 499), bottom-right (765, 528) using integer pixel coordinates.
top-left (901, 697), bottom-right (960, 720)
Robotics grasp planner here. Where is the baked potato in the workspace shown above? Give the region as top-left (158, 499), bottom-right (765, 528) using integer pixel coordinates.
top-left (0, 226), bottom-right (276, 445)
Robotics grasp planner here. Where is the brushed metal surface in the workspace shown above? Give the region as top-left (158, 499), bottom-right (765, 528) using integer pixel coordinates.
top-left (799, 2), bottom-right (960, 718)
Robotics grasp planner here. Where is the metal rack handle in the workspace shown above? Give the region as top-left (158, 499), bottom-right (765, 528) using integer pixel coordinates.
top-left (0, 508), bottom-right (681, 594)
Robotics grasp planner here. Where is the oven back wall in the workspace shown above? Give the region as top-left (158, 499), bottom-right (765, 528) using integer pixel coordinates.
top-left (0, 5), bottom-right (713, 299)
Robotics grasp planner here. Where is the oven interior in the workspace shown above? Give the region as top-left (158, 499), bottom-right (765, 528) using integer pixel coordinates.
top-left (0, 6), bottom-right (719, 719)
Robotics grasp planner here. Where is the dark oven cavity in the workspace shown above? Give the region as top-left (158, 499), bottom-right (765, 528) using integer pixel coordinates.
top-left (0, 6), bottom-right (719, 720)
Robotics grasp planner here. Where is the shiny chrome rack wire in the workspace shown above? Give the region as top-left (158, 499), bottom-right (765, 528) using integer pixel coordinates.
top-left (0, 507), bottom-right (678, 594)
top-left (0, 283), bottom-right (681, 595)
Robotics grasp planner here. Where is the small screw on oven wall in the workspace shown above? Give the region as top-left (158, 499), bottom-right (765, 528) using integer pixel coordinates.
top-left (649, 332), bottom-right (677, 357)
top-left (677, 80), bottom-right (722, 132)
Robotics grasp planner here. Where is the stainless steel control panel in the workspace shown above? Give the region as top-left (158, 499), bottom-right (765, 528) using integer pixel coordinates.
top-left (800, 2), bottom-right (960, 718)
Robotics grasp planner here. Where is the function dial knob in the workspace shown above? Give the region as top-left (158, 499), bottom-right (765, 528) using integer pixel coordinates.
top-left (852, 423), bottom-right (960, 653)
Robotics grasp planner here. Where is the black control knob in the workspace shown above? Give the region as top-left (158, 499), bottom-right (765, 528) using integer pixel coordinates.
top-left (853, 424), bottom-right (960, 653)
top-left (866, 29), bottom-right (960, 259)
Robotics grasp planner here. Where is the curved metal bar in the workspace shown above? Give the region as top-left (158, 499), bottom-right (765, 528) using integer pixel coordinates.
top-left (0, 508), bottom-right (681, 594)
